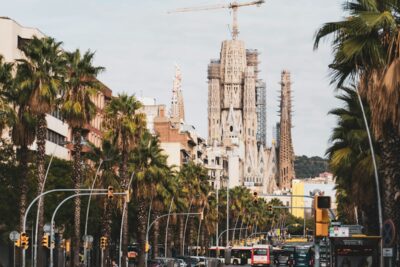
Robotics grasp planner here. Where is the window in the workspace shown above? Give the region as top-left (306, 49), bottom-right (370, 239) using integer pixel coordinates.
top-left (50, 109), bottom-right (63, 120)
top-left (17, 36), bottom-right (31, 51)
top-left (46, 129), bottom-right (66, 145)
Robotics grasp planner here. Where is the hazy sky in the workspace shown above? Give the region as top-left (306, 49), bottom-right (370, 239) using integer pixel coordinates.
top-left (2, 0), bottom-right (344, 157)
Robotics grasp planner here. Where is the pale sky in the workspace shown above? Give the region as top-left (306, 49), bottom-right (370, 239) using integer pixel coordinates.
top-left (2, 0), bottom-right (344, 157)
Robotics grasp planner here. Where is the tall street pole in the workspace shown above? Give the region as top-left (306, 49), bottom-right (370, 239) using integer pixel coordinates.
top-left (164, 197), bottom-right (174, 258)
top-left (355, 87), bottom-right (383, 267)
top-left (84, 159), bottom-right (104, 267)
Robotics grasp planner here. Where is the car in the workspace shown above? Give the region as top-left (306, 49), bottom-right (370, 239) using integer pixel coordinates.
top-left (189, 256), bottom-right (206, 267)
top-left (274, 250), bottom-right (295, 267)
top-left (148, 259), bottom-right (167, 267)
top-left (176, 256), bottom-right (201, 267)
top-left (175, 258), bottom-right (188, 267)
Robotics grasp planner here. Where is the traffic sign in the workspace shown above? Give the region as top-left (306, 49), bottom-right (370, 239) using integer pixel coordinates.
top-left (83, 235), bottom-right (94, 243)
top-left (383, 219), bottom-right (396, 247)
top-left (329, 226), bottom-right (349, 237)
top-left (383, 248), bottom-right (393, 257)
top-left (44, 223), bottom-right (52, 233)
top-left (9, 231), bottom-right (20, 242)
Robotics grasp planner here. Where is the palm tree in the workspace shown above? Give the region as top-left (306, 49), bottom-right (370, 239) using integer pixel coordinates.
top-left (0, 55), bottom-right (15, 134)
top-left (103, 93), bottom-right (145, 266)
top-left (314, 0), bottom-right (400, 236)
top-left (129, 131), bottom-right (168, 266)
top-left (16, 36), bottom-right (64, 265)
top-left (84, 139), bottom-right (120, 264)
top-left (177, 162), bottom-right (210, 254)
top-left (61, 49), bottom-right (104, 266)
top-left (326, 86), bottom-right (379, 233)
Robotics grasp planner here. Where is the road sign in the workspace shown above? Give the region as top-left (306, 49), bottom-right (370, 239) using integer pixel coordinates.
top-left (329, 226), bottom-right (349, 237)
top-left (383, 219), bottom-right (396, 247)
top-left (9, 231), bottom-right (20, 242)
top-left (383, 248), bottom-right (393, 257)
top-left (44, 223), bottom-right (52, 233)
top-left (83, 235), bottom-right (93, 243)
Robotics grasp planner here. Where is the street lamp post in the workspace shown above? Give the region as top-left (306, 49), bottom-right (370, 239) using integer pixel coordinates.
top-left (164, 197), bottom-right (174, 258)
top-left (182, 198), bottom-right (194, 256)
top-left (118, 171), bottom-right (135, 267)
top-left (49, 192), bottom-right (126, 267)
top-left (217, 228), bottom-right (248, 244)
top-left (84, 158), bottom-right (112, 266)
top-left (33, 141), bottom-right (68, 267)
top-left (355, 88), bottom-right (383, 267)
top-left (145, 212), bottom-right (202, 267)
top-left (22, 188), bottom-right (108, 267)
top-left (196, 205), bottom-right (206, 256)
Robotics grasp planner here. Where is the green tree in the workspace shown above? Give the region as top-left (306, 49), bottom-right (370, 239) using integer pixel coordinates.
top-left (314, 0), bottom-right (400, 238)
top-left (129, 131), bottom-right (169, 265)
top-left (61, 49), bottom-right (104, 266)
top-left (326, 86), bottom-right (379, 233)
top-left (0, 55), bottom-right (15, 133)
top-left (103, 93), bottom-right (145, 266)
top-left (16, 37), bottom-right (64, 266)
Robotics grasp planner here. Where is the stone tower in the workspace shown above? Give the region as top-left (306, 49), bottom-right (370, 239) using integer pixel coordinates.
top-left (278, 70), bottom-right (295, 190)
top-left (207, 39), bottom-right (263, 187)
top-left (170, 65), bottom-right (185, 123)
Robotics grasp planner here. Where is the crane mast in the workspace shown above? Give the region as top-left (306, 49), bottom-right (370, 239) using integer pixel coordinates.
top-left (168, 0), bottom-right (265, 40)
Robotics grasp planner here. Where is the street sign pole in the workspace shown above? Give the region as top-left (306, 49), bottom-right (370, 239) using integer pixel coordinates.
top-left (314, 239), bottom-right (320, 267)
top-left (9, 231), bottom-right (19, 267)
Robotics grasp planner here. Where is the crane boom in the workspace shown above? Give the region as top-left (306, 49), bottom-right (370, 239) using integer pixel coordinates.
top-left (168, 0), bottom-right (265, 40)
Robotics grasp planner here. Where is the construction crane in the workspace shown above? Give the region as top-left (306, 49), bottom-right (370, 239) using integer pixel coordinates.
top-left (168, 0), bottom-right (265, 40)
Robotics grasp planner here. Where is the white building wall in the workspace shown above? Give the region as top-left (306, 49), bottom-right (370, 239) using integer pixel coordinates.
top-left (0, 17), bottom-right (68, 160)
top-left (160, 142), bottom-right (183, 170)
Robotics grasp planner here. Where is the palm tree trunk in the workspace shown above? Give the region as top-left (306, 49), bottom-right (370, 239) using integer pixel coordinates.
top-left (179, 217), bottom-right (184, 255)
top-left (379, 126), bottom-right (400, 249)
top-left (152, 212), bottom-right (160, 258)
top-left (36, 114), bottom-right (47, 267)
top-left (120, 141), bottom-right (129, 267)
top-left (72, 129), bottom-right (82, 267)
top-left (102, 198), bottom-right (113, 266)
top-left (136, 201), bottom-right (147, 267)
top-left (17, 145), bottom-right (29, 266)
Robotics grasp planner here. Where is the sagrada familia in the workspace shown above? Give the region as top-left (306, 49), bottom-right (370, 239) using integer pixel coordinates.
top-left (205, 35), bottom-right (295, 194)
top-left (167, 4), bottom-right (296, 194)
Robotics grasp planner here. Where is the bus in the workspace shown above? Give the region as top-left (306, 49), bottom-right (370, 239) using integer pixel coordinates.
top-left (251, 245), bottom-right (272, 267)
top-left (208, 246), bottom-right (252, 265)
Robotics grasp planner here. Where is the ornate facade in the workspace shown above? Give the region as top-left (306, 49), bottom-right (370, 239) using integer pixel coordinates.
top-left (277, 70), bottom-right (296, 190)
top-left (170, 65), bottom-right (185, 124)
top-left (207, 39), bottom-right (268, 189)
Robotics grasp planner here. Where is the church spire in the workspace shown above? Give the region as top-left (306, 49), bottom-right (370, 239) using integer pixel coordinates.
top-left (170, 65), bottom-right (185, 122)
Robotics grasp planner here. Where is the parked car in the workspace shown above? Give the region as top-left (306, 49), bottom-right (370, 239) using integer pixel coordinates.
top-left (148, 259), bottom-right (167, 267)
top-left (175, 258), bottom-right (188, 267)
top-left (189, 256), bottom-right (206, 267)
top-left (274, 250), bottom-right (295, 267)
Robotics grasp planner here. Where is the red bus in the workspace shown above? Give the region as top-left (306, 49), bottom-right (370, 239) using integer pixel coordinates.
top-left (251, 245), bottom-right (272, 267)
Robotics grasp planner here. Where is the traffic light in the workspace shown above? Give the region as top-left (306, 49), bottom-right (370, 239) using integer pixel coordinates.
top-left (267, 205), bottom-right (273, 214)
top-left (42, 234), bottom-right (49, 248)
top-left (100, 236), bottom-right (108, 250)
top-left (20, 232), bottom-right (29, 250)
top-left (200, 211), bottom-right (204, 220)
top-left (14, 238), bottom-right (21, 247)
top-left (145, 242), bottom-right (150, 253)
top-left (314, 195), bottom-right (330, 237)
top-left (65, 240), bottom-right (71, 253)
top-left (107, 186), bottom-right (114, 200)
